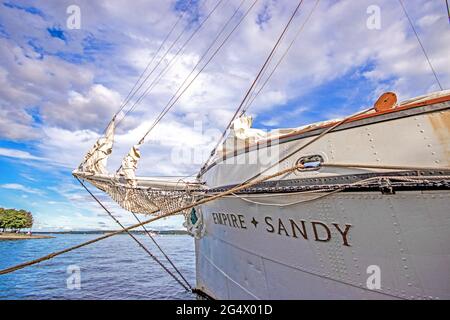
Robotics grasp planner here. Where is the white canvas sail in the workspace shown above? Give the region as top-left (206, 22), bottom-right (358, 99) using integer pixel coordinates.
top-left (116, 144), bottom-right (141, 185)
top-left (79, 119), bottom-right (115, 175)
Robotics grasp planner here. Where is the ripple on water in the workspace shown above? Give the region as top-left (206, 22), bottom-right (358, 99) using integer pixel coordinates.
top-left (0, 234), bottom-right (196, 300)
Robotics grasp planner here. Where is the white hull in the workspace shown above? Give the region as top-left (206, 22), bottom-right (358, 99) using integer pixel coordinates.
top-left (195, 190), bottom-right (450, 299)
top-left (202, 101), bottom-right (450, 188)
top-left (195, 96), bottom-right (450, 299)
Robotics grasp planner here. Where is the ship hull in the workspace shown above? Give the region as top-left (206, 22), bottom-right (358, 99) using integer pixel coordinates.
top-left (195, 189), bottom-right (450, 299)
top-left (195, 95), bottom-right (450, 299)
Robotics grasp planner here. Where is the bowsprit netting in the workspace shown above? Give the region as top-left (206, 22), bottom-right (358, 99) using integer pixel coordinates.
top-left (85, 176), bottom-right (198, 216)
top-left (73, 117), bottom-right (202, 217)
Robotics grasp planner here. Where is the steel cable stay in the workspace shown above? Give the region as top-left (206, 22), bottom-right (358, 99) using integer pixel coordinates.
top-left (102, 1), bottom-right (191, 134)
top-left (115, 0), bottom-right (255, 173)
top-left (116, 0), bottom-right (225, 129)
top-left (4, 158), bottom-right (449, 277)
top-left (75, 177), bottom-right (192, 292)
top-left (229, 174), bottom-right (450, 207)
top-left (134, 0), bottom-right (261, 146)
top-left (2, 161), bottom-right (449, 276)
top-left (81, 0), bottom-right (222, 170)
top-left (0, 162), bottom-right (314, 276)
top-left (198, 0), bottom-right (307, 176)
top-left (127, 0), bottom-right (251, 151)
top-left (113, 6), bottom-right (187, 120)
top-left (239, 0), bottom-right (321, 117)
top-left (130, 211), bottom-right (192, 289)
top-left (4, 2), bottom-right (449, 302)
top-left (131, 0), bottom-right (248, 132)
top-left (447, 0), bottom-right (450, 24)
top-left (241, 0), bottom-right (320, 114)
top-left (81, 1), bottom-right (193, 167)
top-left (398, 0), bottom-right (443, 91)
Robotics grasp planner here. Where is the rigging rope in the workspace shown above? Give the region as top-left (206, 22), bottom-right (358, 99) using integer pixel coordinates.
top-left (115, 6), bottom-right (188, 120)
top-left (117, 0), bottom-right (225, 128)
top-left (0, 162), bottom-right (307, 276)
top-left (398, 0), bottom-right (443, 90)
top-left (229, 174), bottom-right (450, 207)
top-left (237, 0), bottom-right (306, 114)
top-left (135, 0), bottom-right (261, 145)
top-left (130, 211), bottom-right (191, 289)
top-left (128, 0), bottom-right (251, 150)
top-left (321, 163), bottom-right (450, 171)
top-left (116, 0), bottom-right (252, 173)
top-left (242, 107), bottom-right (374, 184)
top-left (81, 2), bottom-right (193, 166)
top-left (242, 0), bottom-right (320, 114)
top-left (4, 2), bottom-right (448, 289)
top-left (447, 0), bottom-right (450, 24)
top-left (75, 177), bottom-right (192, 292)
top-left (199, 0), bottom-right (307, 176)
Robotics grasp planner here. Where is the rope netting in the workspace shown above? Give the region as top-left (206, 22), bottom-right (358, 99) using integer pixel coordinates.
top-left (87, 178), bottom-right (196, 216)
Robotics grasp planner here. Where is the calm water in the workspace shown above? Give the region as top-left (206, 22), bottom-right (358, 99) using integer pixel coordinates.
top-left (0, 234), bottom-right (196, 300)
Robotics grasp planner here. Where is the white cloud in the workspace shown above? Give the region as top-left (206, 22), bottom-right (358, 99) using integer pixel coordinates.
top-left (0, 183), bottom-right (45, 195)
top-left (42, 84), bottom-right (122, 130)
top-left (0, 147), bottom-right (44, 161)
top-left (0, 0), bottom-right (449, 230)
top-left (0, 0), bottom-right (448, 174)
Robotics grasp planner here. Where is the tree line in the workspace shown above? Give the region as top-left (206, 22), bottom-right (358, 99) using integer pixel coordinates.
top-left (0, 208), bottom-right (33, 232)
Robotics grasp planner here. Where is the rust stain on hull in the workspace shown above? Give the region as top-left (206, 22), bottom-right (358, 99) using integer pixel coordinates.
top-left (427, 109), bottom-right (450, 164)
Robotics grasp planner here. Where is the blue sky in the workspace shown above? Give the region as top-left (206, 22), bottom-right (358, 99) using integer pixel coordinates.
top-left (0, 0), bottom-right (449, 231)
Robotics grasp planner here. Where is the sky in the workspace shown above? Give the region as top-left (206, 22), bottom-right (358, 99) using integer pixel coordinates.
top-left (0, 0), bottom-right (449, 231)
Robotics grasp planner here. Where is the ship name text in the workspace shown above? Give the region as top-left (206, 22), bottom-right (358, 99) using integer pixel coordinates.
top-left (211, 212), bottom-right (352, 247)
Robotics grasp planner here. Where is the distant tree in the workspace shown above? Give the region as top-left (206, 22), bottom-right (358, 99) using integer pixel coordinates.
top-left (24, 210), bottom-right (33, 229)
top-left (0, 208), bottom-right (5, 232)
top-left (0, 208), bottom-right (34, 232)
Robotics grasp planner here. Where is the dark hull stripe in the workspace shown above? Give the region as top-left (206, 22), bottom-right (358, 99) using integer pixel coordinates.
top-left (205, 170), bottom-right (450, 195)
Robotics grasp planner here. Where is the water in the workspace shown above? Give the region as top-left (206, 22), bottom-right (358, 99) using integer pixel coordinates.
top-left (0, 234), bottom-right (196, 300)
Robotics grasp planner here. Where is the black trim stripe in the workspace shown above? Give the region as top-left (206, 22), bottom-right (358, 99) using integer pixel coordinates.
top-left (205, 170), bottom-right (450, 195)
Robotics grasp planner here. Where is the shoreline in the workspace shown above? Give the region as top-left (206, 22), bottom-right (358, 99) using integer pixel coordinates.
top-left (0, 233), bottom-right (54, 240)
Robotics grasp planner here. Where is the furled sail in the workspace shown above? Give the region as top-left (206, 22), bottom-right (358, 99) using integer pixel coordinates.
top-left (217, 116), bottom-right (265, 158)
top-left (78, 119), bottom-right (115, 175)
top-left (116, 144), bottom-right (141, 185)
top-left (73, 129), bottom-right (200, 216)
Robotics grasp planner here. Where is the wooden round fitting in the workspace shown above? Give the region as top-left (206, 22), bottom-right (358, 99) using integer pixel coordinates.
top-left (374, 92), bottom-right (397, 112)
